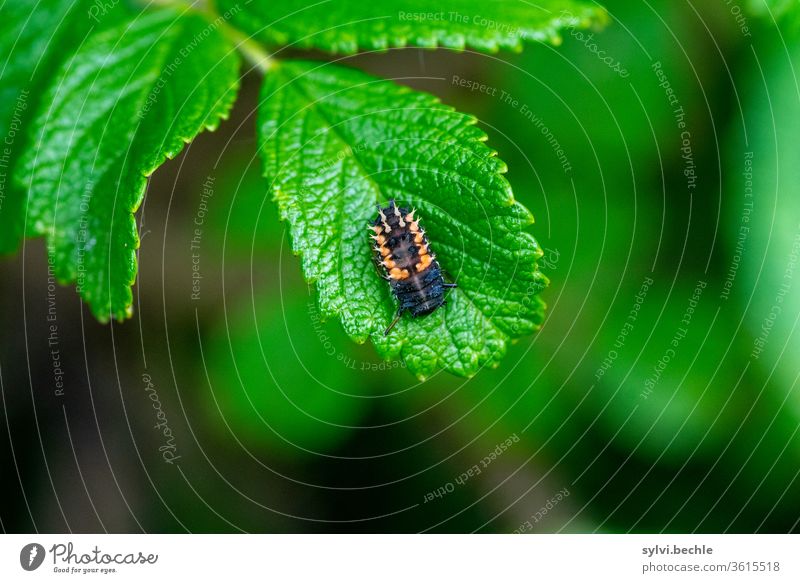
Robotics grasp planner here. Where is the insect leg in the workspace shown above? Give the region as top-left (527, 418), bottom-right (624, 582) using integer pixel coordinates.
top-left (383, 309), bottom-right (403, 336)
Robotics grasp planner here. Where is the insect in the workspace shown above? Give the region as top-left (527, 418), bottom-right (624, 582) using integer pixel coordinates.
top-left (369, 200), bottom-right (457, 335)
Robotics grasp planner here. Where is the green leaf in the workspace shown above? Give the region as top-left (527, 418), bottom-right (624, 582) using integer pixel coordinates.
top-left (218, 0), bottom-right (607, 54)
top-left (0, 0), bottom-right (95, 253)
top-left (258, 60), bottom-right (547, 378)
top-left (17, 7), bottom-right (241, 321)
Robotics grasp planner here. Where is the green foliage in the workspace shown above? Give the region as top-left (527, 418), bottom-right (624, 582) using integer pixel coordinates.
top-left (218, 0), bottom-right (607, 54)
top-left (17, 6), bottom-right (240, 321)
top-left (0, 0), bottom-right (608, 373)
top-left (0, 0), bottom-right (93, 253)
top-left (258, 60), bottom-right (547, 378)
top-left (6, 0), bottom-right (800, 535)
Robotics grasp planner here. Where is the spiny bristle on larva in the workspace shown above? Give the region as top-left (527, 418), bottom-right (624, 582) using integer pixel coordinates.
top-left (393, 205), bottom-right (406, 226)
top-left (378, 208), bottom-right (391, 232)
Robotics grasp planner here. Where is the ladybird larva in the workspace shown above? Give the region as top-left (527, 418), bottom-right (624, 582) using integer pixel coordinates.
top-left (370, 200), bottom-right (456, 335)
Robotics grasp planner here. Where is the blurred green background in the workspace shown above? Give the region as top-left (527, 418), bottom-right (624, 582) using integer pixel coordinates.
top-left (2, 0), bottom-right (800, 532)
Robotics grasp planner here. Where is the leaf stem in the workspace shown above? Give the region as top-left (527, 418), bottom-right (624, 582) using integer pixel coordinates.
top-left (142, 0), bottom-right (277, 73)
top-left (205, 0), bottom-right (276, 73)
top-left (218, 18), bottom-right (277, 73)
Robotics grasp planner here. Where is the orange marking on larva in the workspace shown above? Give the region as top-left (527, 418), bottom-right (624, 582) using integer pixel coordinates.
top-left (408, 221), bottom-right (419, 233)
top-left (416, 254), bottom-right (433, 272)
top-left (418, 244), bottom-right (429, 256)
top-left (389, 267), bottom-right (409, 280)
top-left (379, 245), bottom-right (390, 257)
top-left (414, 232), bottom-right (424, 244)
top-left (371, 226), bottom-right (382, 234)
top-left (382, 259), bottom-right (396, 269)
